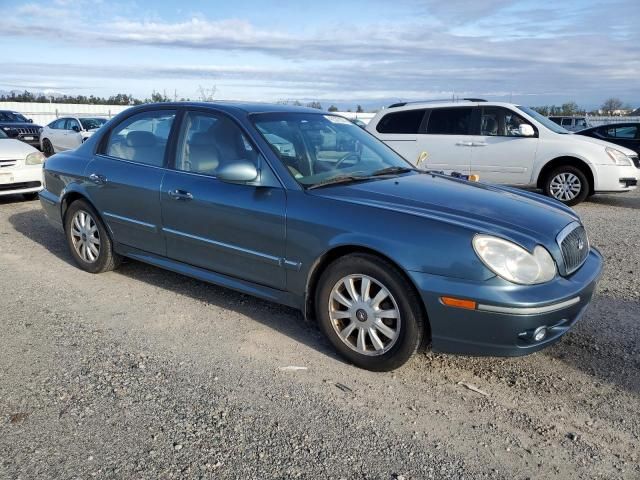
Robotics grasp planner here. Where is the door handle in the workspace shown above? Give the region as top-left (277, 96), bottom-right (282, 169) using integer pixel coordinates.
top-left (455, 141), bottom-right (473, 147)
top-left (471, 142), bottom-right (488, 147)
top-left (88, 173), bottom-right (107, 185)
top-left (168, 189), bottom-right (193, 201)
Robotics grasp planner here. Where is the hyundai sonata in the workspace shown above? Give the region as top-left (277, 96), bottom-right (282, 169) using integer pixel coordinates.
top-left (39, 102), bottom-right (602, 371)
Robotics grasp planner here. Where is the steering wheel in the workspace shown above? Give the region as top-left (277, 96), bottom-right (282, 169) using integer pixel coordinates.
top-left (334, 152), bottom-right (361, 169)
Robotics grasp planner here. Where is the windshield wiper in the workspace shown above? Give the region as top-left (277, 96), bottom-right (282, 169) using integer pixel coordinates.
top-left (369, 166), bottom-right (417, 176)
top-left (306, 174), bottom-right (372, 190)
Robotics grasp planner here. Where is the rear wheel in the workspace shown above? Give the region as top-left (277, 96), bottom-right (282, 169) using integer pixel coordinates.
top-left (42, 138), bottom-right (54, 157)
top-left (315, 253), bottom-right (425, 371)
top-left (64, 199), bottom-right (121, 273)
top-left (543, 165), bottom-right (589, 206)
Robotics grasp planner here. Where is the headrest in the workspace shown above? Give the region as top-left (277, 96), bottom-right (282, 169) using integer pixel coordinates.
top-left (126, 131), bottom-right (156, 147)
top-left (190, 131), bottom-right (214, 146)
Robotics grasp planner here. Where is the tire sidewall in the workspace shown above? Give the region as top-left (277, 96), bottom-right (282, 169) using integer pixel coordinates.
top-left (544, 166), bottom-right (589, 206)
top-left (43, 139), bottom-right (54, 157)
top-left (315, 254), bottom-right (424, 371)
top-left (64, 200), bottom-right (113, 273)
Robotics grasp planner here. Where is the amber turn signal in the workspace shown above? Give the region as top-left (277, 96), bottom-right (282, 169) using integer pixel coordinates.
top-left (440, 296), bottom-right (477, 310)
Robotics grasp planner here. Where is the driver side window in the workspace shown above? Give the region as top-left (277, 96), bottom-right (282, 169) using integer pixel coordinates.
top-left (480, 108), bottom-right (531, 137)
top-left (174, 111), bottom-right (258, 177)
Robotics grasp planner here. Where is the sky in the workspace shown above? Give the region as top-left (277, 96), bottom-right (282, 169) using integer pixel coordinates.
top-left (0, 0), bottom-right (638, 109)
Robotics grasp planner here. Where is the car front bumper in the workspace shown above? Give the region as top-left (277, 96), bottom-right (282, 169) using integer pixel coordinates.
top-left (594, 164), bottom-right (639, 192)
top-left (0, 164), bottom-right (43, 196)
top-left (409, 247), bottom-right (603, 356)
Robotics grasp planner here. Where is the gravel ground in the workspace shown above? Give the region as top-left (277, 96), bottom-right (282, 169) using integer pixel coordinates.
top-left (0, 189), bottom-right (639, 479)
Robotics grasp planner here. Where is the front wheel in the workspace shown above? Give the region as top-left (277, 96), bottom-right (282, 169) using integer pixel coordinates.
top-left (543, 165), bottom-right (589, 206)
top-left (315, 253), bottom-right (426, 371)
top-left (64, 199), bottom-right (121, 273)
top-left (42, 138), bottom-right (54, 157)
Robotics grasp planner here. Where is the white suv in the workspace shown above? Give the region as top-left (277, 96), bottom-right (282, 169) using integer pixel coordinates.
top-left (367, 100), bottom-right (639, 205)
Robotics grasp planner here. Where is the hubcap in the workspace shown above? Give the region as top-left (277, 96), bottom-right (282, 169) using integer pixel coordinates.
top-left (328, 274), bottom-right (401, 356)
top-left (550, 172), bottom-right (581, 201)
top-left (70, 210), bottom-right (100, 263)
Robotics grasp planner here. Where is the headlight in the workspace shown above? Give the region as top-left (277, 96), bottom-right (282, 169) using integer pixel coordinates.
top-left (473, 235), bottom-right (557, 284)
top-left (606, 147), bottom-right (633, 166)
top-left (25, 151), bottom-right (45, 165)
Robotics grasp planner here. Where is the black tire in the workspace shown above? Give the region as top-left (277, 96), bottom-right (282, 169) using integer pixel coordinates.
top-left (315, 253), bottom-right (426, 371)
top-left (543, 165), bottom-right (590, 206)
top-left (64, 199), bottom-right (121, 273)
top-left (42, 138), bottom-right (54, 157)
top-left (22, 192), bottom-right (39, 201)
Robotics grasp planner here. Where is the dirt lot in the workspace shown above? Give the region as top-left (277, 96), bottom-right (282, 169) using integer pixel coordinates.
top-left (1, 189), bottom-right (639, 479)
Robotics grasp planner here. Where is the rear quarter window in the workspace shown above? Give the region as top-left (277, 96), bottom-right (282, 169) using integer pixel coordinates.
top-left (376, 109), bottom-right (426, 134)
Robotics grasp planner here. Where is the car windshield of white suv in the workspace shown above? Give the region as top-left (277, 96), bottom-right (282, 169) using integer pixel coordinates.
top-left (80, 118), bottom-right (107, 130)
top-left (0, 111), bottom-right (28, 123)
top-left (517, 106), bottom-right (569, 134)
top-left (253, 113), bottom-right (415, 188)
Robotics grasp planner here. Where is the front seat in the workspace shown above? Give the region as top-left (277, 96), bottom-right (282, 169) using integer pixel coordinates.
top-left (188, 131), bottom-right (220, 175)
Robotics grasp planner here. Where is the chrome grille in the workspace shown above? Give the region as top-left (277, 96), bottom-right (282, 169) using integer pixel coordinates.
top-left (17, 127), bottom-right (39, 135)
top-left (558, 223), bottom-right (589, 275)
top-left (0, 159), bottom-right (18, 168)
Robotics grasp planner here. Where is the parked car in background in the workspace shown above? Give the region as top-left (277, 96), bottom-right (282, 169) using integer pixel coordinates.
top-left (367, 100), bottom-right (639, 205)
top-left (0, 127), bottom-right (45, 199)
top-left (548, 116), bottom-right (589, 132)
top-left (0, 110), bottom-right (42, 149)
top-left (40, 102), bottom-right (602, 371)
top-left (40, 116), bottom-right (108, 156)
top-left (576, 123), bottom-right (640, 157)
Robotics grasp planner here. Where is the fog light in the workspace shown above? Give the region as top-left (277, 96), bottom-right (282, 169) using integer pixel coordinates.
top-left (533, 326), bottom-right (547, 342)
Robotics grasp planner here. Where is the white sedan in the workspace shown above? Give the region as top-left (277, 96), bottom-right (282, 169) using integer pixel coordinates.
top-left (40, 116), bottom-right (108, 156)
top-left (0, 128), bottom-right (45, 199)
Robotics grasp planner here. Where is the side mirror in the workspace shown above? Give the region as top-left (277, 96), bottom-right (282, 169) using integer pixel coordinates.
top-left (72, 125), bottom-right (81, 133)
top-left (216, 160), bottom-right (259, 184)
top-left (28, 119), bottom-right (33, 123)
top-left (519, 124), bottom-right (535, 137)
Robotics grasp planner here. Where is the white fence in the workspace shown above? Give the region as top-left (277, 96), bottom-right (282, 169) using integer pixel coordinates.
top-left (0, 102), bottom-right (132, 126)
top-left (586, 116), bottom-right (640, 127)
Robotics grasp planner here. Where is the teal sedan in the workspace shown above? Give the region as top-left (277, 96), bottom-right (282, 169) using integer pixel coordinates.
top-left (39, 102), bottom-right (602, 371)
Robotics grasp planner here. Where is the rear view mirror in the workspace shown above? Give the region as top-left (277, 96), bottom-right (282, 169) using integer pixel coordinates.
top-left (519, 124), bottom-right (535, 137)
top-left (216, 160), bottom-right (259, 184)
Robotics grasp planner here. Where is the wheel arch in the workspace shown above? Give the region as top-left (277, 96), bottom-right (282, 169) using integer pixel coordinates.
top-left (304, 244), bottom-right (431, 342)
top-left (60, 190), bottom-right (100, 227)
top-left (536, 156), bottom-right (595, 194)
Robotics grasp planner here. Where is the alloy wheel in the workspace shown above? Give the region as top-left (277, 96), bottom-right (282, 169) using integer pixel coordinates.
top-left (328, 274), bottom-right (401, 356)
top-left (549, 172), bottom-right (582, 201)
top-left (70, 210), bottom-right (101, 263)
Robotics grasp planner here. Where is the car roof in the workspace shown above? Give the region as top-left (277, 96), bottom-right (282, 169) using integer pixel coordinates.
top-left (380, 100), bottom-right (522, 112)
top-left (131, 101), bottom-right (323, 115)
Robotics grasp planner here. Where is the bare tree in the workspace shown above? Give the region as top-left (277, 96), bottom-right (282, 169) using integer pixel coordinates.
top-left (197, 85), bottom-right (217, 102)
top-left (601, 98), bottom-right (623, 115)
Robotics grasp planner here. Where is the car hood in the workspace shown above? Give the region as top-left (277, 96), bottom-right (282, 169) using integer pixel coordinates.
top-left (567, 131), bottom-right (637, 156)
top-left (0, 139), bottom-right (38, 159)
top-left (310, 173), bottom-right (580, 247)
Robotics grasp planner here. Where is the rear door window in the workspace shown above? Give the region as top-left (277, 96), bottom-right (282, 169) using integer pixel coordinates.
top-left (376, 109), bottom-right (426, 134)
top-left (426, 108), bottom-right (473, 135)
top-left (104, 110), bottom-right (176, 167)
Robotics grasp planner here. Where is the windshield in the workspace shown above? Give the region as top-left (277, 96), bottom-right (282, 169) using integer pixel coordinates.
top-left (252, 113), bottom-right (413, 187)
top-left (517, 106), bottom-right (569, 134)
top-left (79, 117), bottom-right (107, 130)
top-left (0, 111), bottom-right (28, 123)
